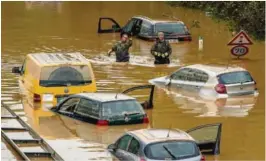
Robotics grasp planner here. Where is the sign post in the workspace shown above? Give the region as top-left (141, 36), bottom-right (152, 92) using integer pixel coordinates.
top-left (227, 30), bottom-right (253, 58)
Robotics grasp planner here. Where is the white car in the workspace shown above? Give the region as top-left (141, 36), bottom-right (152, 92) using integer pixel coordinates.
top-left (149, 64), bottom-right (259, 100)
top-left (107, 123), bottom-right (222, 161)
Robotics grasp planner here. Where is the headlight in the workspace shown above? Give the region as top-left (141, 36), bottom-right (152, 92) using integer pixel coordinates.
top-left (43, 94), bottom-right (54, 102)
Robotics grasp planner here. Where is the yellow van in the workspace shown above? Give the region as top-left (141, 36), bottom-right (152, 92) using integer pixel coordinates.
top-left (12, 53), bottom-right (97, 106)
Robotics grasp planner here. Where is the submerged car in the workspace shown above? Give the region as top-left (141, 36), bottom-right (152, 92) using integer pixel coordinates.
top-left (12, 53), bottom-right (97, 105)
top-left (51, 85), bottom-right (155, 126)
top-left (107, 123), bottom-right (222, 161)
top-left (98, 15), bottom-right (192, 42)
top-left (149, 64), bottom-right (258, 100)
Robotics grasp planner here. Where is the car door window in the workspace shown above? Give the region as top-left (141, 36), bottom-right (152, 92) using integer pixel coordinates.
top-left (75, 98), bottom-right (100, 119)
top-left (128, 137), bottom-right (140, 155)
top-left (117, 135), bottom-right (133, 151)
top-left (140, 21), bottom-right (153, 36)
top-left (59, 97), bottom-right (80, 114)
top-left (193, 69), bottom-right (209, 83)
top-left (171, 68), bottom-right (191, 81)
top-left (123, 19), bottom-right (137, 33)
top-left (186, 123), bottom-right (222, 155)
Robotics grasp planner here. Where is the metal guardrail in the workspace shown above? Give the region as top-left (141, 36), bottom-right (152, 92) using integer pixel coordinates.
top-left (1, 102), bottom-right (63, 161)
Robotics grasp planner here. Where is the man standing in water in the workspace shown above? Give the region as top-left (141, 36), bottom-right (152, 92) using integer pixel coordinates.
top-left (107, 33), bottom-right (132, 62)
top-left (151, 32), bottom-right (172, 64)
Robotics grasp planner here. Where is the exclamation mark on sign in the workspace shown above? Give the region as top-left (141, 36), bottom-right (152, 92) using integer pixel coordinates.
top-left (239, 35), bottom-right (243, 43)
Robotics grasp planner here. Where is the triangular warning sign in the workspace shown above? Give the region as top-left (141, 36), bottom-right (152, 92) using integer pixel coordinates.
top-left (227, 30), bottom-right (253, 45)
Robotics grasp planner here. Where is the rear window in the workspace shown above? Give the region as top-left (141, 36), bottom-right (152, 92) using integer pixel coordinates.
top-left (102, 100), bottom-right (144, 118)
top-left (144, 141), bottom-right (200, 160)
top-left (218, 71), bottom-right (254, 84)
top-left (155, 23), bottom-right (188, 34)
top-left (40, 65), bottom-right (92, 87)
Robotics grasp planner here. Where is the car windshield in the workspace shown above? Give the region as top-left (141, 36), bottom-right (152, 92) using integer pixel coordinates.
top-left (39, 65), bottom-right (92, 87)
top-left (144, 141), bottom-right (199, 160)
top-left (218, 71), bottom-right (254, 84)
top-left (155, 23), bottom-right (188, 35)
top-left (102, 100), bottom-right (144, 118)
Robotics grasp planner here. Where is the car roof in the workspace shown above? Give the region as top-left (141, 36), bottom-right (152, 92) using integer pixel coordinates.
top-left (74, 93), bottom-right (136, 103)
top-left (132, 15), bottom-right (184, 25)
top-left (128, 128), bottom-right (195, 145)
top-left (184, 64), bottom-right (247, 76)
top-left (29, 53), bottom-right (90, 66)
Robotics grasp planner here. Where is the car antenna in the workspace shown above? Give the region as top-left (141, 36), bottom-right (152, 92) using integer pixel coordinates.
top-left (167, 124), bottom-right (172, 137)
top-left (115, 85), bottom-right (122, 99)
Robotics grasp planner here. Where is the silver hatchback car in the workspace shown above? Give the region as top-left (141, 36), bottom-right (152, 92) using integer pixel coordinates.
top-left (107, 123), bottom-right (222, 161)
top-left (149, 64), bottom-right (258, 100)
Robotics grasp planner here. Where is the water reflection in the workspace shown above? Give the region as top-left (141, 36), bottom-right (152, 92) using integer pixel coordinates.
top-left (159, 85), bottom-right (258, 117)
top-left (2, 1), bottom-right (265, 160)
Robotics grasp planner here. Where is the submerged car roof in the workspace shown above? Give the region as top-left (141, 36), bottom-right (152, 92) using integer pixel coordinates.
top-left (128, 128), bottom-right (194, 145)
top-left (185, 64), bottom-right (247, 76)
top-left (132, 15), bottom-right (185, 25)
top-left (29, 53), bottom-right (90, 66)
top-left (75, 93), bottom-right (136, 103)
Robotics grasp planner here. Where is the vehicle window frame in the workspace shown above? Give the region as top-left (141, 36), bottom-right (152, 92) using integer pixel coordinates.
top-left (127, 136), bottom-right (141, 155)
top-left (74, 98), bottom-right (101, 119)
top-left (58, 97), bottom-right (81, 114)
top-left (116, 134), bottom-right (133, 151)
top-left (171, 68), bottom-right (191, 81)
top-left (193, 69), bottom-right (209, 83)
top-left (139, 20), bottom-right (153, 36)
top-left (123, 18), bottom-right (138, 33)
top-left (20, 58), bottom-right (27, 76)
top-left (217, 71), bottom-right (254, 85)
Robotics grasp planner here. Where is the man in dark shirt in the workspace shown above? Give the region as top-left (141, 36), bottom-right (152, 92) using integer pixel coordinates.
top-left (107, 33), bottom-right (132, 62)
top-left (151, 32), bottom-right (172, 64)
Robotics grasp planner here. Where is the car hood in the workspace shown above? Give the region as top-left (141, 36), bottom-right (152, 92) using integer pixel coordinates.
top-left (148, 76), bottom-right (168, 84)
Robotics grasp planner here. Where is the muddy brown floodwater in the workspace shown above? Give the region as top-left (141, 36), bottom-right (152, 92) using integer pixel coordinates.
top-left (1, 1), bottom-right (265, 161)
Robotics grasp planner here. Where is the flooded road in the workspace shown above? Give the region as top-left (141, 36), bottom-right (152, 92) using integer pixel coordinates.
top-left (2, 2), bottom-right (265, 160)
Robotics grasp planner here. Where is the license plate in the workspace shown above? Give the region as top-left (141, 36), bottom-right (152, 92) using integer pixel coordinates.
top-left (168, 39), bottom-right (179, 43)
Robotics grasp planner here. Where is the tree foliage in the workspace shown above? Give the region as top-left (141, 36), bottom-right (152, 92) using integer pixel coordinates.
top-left (167, 1), bottom-right (265, 40)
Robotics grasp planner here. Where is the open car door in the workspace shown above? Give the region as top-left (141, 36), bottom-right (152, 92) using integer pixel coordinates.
top-left (186, 123), bottom-right (222, 155)
top-left (98, 17), bottom-right (122, 33)
top-left (122, 85), bottom-right (155, 109)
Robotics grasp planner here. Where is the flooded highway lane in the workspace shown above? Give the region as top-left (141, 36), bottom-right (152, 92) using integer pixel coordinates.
top-left (1, 1), bottom-right (265, 160)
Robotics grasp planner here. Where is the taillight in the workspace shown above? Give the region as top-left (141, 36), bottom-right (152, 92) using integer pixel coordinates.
top-left (140, 157), bottom-right (146, 161)
top-left (183, 37), bottom-right (190, 41)
top-left (97, 120), bottom-right (109, 126)
top-left (201, 155), bottom-right (206, 161)
top-left (143, 115), bottom-right (149, 123)
top-left (34, 93), bottom-right (41, 102)
top-left (215, 84), bottom-right (227, 94)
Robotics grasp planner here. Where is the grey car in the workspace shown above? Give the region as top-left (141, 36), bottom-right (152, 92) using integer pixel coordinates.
top-left (107, 123), bottom-right (222, 161)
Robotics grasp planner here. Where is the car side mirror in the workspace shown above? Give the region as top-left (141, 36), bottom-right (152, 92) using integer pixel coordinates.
top-left (12, 67), bottom-right (21, 74)
top-left (107, 144), bottom-right (117, 152)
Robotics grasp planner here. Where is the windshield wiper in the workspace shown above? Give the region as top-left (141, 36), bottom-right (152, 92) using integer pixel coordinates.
top-left (161, 31), bottom-right (174, 35)
top-left (41, 82), bottom-right (69, 87)
top-left (70, 80), bottom-right (92, 85)
top-left (124, 112), bottom-right (140, 116)
top-left (163, 145), bottom-right (177, 160)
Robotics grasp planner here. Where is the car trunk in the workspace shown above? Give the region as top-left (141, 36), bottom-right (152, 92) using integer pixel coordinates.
top-left (225, 82), bottom-right (256, 96)
top-left (217, 71), bottom-right (256, 96)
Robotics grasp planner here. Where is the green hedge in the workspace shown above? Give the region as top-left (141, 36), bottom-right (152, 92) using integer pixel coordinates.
top-left (167, 1), bottom-right (265, 41)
